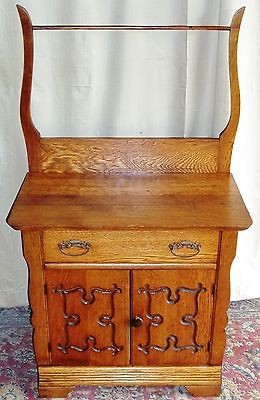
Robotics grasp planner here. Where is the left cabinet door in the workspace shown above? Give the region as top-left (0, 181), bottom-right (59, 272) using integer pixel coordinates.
top-left (44, 269), bottom-right (130, 366)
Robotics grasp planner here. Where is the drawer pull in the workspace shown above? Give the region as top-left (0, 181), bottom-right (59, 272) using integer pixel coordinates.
top-left (169, 240), bottom-right (201, 258)
top-left (58, 239), bottom-right (91, 256)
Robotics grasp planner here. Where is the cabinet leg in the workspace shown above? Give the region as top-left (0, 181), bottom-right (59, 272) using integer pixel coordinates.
top-left (185, 385), bottom-right (221, 397)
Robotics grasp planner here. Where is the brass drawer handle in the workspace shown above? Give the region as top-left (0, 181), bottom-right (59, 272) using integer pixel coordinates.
top-left (58, 239), bottom-right (91, 256)
top-left (169, 240), bottom-right (201, 258)
top-left (130, 316), bottom-right (143, 328)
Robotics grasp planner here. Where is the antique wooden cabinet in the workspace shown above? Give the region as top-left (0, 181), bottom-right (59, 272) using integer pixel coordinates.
top-left (7, 6), bottom-right (252, 398)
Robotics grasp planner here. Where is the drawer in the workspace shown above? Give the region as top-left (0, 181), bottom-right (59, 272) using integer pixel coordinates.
top-left (43, 230), bottom-right (219, 264)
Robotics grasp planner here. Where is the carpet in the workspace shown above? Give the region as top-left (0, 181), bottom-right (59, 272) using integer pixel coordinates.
top-left (0, 299), bottom-right (259, 400)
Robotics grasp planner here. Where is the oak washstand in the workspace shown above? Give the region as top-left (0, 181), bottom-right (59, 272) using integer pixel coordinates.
top-left (7, 6), bottom-right (252, 397)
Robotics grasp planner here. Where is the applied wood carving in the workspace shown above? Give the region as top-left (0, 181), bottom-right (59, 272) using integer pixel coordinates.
top-left (53, 283), bottom-right (123, 355)
top-left (137, 283), bottom-right (206, 355)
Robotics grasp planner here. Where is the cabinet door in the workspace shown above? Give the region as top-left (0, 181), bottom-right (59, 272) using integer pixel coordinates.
top-left (45, 269), bottom-right (129, 366)
top-left (131, 269), bottom-right (215, 365)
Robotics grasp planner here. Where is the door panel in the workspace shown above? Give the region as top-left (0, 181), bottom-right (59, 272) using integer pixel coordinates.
top-left (131, 269), bottom-right (215, 365)
top-left (45, 269), bottom-right (129, 366)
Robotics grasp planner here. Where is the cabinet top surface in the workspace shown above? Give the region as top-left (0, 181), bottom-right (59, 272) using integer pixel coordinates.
top-left (7, 173), bottom-right (252, 231)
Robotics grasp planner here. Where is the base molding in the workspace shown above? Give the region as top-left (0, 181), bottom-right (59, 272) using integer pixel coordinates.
top-left (185, 384), bottom-right (221, 397)
top-left (38, 365), bottom-right (221, 398)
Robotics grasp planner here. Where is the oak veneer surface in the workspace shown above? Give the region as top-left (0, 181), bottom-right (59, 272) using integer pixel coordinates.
top-left (43, 230), bottom-right (219, 264)
top-left (7, 173), bottom-right (251, 231)
top-left (131, 269), bottom-right (215, 366)
top-left (38, 365), bottom-right (221, 389)
top-left (45, 269), bottom-right (129, 366)
top-left (40, 138), bottom-right (219, 174)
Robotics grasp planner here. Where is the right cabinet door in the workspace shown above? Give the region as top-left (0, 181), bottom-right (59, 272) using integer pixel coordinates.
top-left (131, 269), bottom-right (215, 365)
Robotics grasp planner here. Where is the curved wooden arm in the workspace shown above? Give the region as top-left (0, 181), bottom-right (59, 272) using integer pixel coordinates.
top-left (17, 5), bottom-right (41, 172)
top-left (16, 5), bottom-right (245, 174)
top-left (218, 7), bottom-right (245, 172)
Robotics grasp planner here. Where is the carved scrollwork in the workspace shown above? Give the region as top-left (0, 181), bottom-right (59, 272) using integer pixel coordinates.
top-left (137, 283), bottom-right (206, 355)
top-left (53, 283), bottom-right (123, 356)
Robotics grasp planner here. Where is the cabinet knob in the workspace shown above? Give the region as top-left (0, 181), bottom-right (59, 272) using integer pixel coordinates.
top-left (130, 316), bottom-right (143, 328)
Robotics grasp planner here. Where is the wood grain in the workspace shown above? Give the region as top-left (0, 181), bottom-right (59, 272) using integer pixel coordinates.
top-left (210, 231), bottom-right (238, 365)
top-left (17, 5), bottom-right (41, 172)
top-left (38, 365), bottom-right (221, 397)
top-left (43, 230), bottom-right (219, 264)
top-left (218, 8), bottom-right (245, 172)
top-left (45, 262), bottom-right (217, 270)
top-left (185, 385), bottom-right (221, 397)
top-left (40, 138), bottom-right (219, 174)
top-left (21, 231), bottom-right (50, 365)
top-left (131, 269), bottom-right (215, 366)
top-left (45, 269), bottom-right (129, 366)
top-left (7, 173), bottom-right (252, 231)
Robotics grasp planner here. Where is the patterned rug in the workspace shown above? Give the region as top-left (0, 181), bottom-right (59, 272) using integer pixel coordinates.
top-left (0, 299), bottom-right (259, 400)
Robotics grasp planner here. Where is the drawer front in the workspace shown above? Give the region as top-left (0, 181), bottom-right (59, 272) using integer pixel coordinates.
top-left (43, 230), bottom-right (219, 264)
